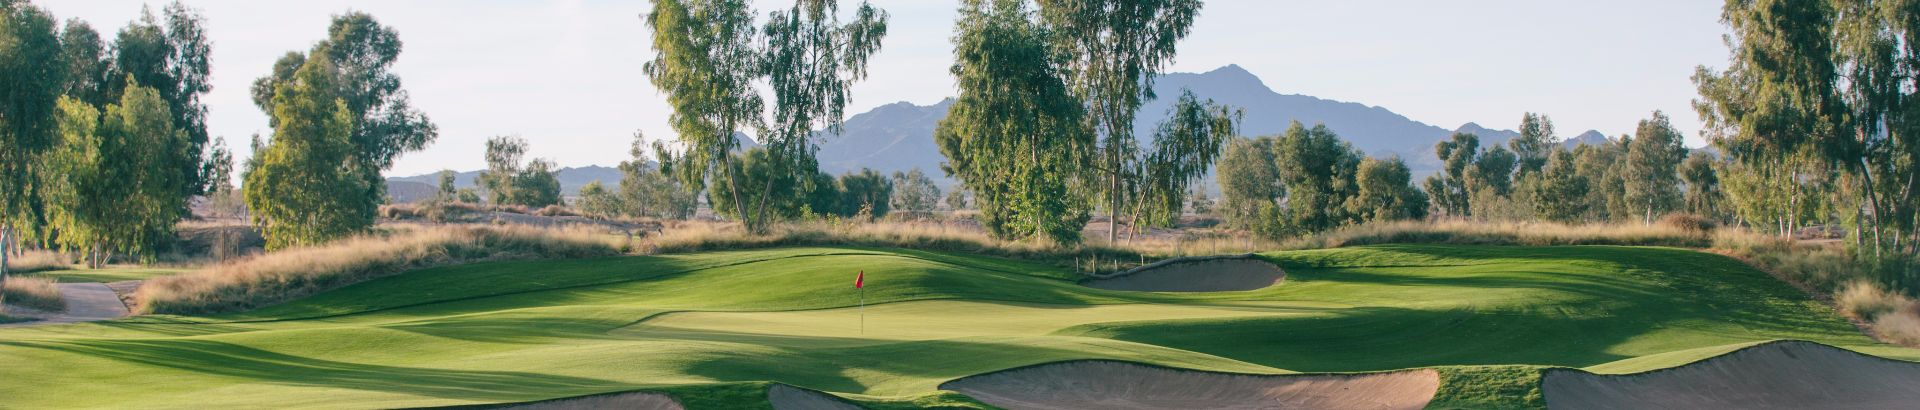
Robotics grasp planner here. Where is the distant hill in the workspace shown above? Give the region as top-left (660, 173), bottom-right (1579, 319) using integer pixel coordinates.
top-left (815, 99), bottom-right (953, 177)
top-left (388, 165), bottom-right (627, 199)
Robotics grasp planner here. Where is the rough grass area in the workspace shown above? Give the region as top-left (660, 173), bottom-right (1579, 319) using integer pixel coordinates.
top-left (3, 250), bottom-right (72, 274)
top-left (0, 245), bottom-right (1907, 409)
top-left (1427, 365), bottom-right (1549, 410)
top-left (133, 224), bottom-right (625, 315)
top-left (1, 276), bottom-right (65, 312)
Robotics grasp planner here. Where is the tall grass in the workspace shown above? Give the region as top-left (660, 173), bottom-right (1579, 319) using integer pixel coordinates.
top-left (2, 276), bottom-right (65, 312)
top-left (4, 250), bottom-right (72, 274)
top-left (134, 224), bottom-right (625, 315)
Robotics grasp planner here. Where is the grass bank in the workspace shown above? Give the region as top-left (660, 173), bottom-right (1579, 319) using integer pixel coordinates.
top-left (1, 276), bottom-right (64, 312)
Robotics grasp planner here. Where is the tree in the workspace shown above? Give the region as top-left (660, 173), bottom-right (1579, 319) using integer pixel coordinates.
top-left (58, 19), bottom-right (112, 108)
top-left (1, 1), bottom-right (65, 287)
top-left (202, 137), bottom-right (244, 218)
top-left (47, 85), bottom-right (191, 266)
top-left (936, 0), bottom-right (1091, 243)
top-left (837, 167), bottom-right (892, 219)
top-left (1132, 89), bottom-right (1241, 228)
top-left (1424, 132), bottom-right (1479, 216)
top-left (1532, 149), bottom-right (1590, 223)
top-left (1216, 135), bottom-right (1280, 229)
top-left (1469, 144), bottom-right (1517, 197)
top-left (1347, 155), bottom-right (1428, 223)
top-left (1035, 0), bottom-right (1201, 242)
top-left (434, 169), bottom-right (457, 202)
top-left (251, 11), bottom-right (437, 209)
top-left (476, 135), bottom-right (561, 208)
top-left (1271, 121), bottom-right (1362, 236)
top-left (108, 2), bottom-right (215, 199)
top-left (891, 166), bottom-right (941, 213)
top-left (1623, 111), bottom-right (1687, 223)
top-left (1511, 112), bottom-right (1557, 176)
top-left (574, 181), bottom-right (622, 217)
top-left (644, 0), bottom-right (887, 233)
top-left (946, 187), bottom-right (969, 211)
top-left (1680, 149), bottom-right (1723, 218)
top-left (244, 50), bottom-right (370, 250)
top-left (709, 147), bottom-right (813, 221)
top-left (619, 135), bottom-right (698, 219)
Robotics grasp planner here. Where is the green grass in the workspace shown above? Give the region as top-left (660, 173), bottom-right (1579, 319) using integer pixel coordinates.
top-left (28, 268), bottom-right (191, 283)
top-left (0, 244), bottom-right (1911, 409)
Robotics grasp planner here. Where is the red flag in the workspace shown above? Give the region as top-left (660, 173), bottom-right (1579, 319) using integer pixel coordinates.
top-left (855, 270), bottom-right (864, 288)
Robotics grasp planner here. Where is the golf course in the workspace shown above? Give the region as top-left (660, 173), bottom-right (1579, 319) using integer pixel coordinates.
top-left (1, 243), bottom-right (1913, 409)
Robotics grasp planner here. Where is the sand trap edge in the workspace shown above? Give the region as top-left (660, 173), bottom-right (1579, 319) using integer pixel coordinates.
top-left (1541, 339), bottom-right (1920, 410)
top-left (768, 383), bottom-right (866, 410)
top-left (391, 390), bottom-right (684, 410)
top-left (939, 359), bottom-right (1438, 410)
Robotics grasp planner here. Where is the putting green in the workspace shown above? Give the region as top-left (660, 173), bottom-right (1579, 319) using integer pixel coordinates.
top-left (0, 244), bottom-right (1910, 410)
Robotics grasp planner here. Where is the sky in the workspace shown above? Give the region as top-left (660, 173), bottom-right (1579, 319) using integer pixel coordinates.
top-left (38, 0), bottom-right (1731, 179)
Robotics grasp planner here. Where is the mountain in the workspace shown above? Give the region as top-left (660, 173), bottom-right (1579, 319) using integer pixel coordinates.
top-left (1563, 130), bottom-right (1610, 148)
top-left (815, 99), bottom-right (954, 177)
top-left (387, 165), bottom-right (627, 201)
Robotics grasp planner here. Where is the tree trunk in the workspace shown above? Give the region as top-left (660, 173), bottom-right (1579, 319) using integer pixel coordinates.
top-left (1109, 169), bottom-right (1120, 243)
top-left (1, 226), bottom-right (10, 308)
top-left (720, 135), bottom-right (751, 233)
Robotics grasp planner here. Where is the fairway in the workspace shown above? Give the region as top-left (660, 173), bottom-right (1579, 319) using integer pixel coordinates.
top-left (0, 244), bottom-right (1912, 409)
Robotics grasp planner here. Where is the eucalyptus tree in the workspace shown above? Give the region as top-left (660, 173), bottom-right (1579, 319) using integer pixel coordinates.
top-left (891, 167), bottom-right (941, 213)
top-left (1131, 89), bottom-right (1239, 227)
top-left (245, 50), bottom-right (370, 250)
top-left (1, 0), bottom-right (64, 285)
top-left (619, 134), bottom-right (698, 219)
top-left (108, 2), bottom-right (215, 198)
top-left (252, 11), bottom-right (438, 212)
top-left (1510, 112), bottom-right (1557, 176)
top-left (1623, 111), bottom-right (1687, 223)
top-left (1347, 155), bottom-right (1427, 223)
top-left (1272, 121), bottom-right (1362, 236)
top-left (1216, 135), bottom-right (1279, 229)
top-left (644, 0), bottom-right (886, 232)
top-left (1423, 132), bottom-right (1480, 216)
top-left (1532, 149), bottom-right (1590, 223)
top-left (1034, 0), bottom-right (1201, 241)
top-left (936, 0), bottom-right (1092, 243)
top-left (837, 167), bottom-right (892, 218)
top-left (48, 85), bottom-right (192, 266)
top-left (58, 19), bottom-right (113, 108)
top-left (1680, 150), bottom-right (1723, 219)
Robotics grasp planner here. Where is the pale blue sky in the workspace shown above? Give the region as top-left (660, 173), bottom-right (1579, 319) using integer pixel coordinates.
top-left (40, 0), bottom-right (1729, 177)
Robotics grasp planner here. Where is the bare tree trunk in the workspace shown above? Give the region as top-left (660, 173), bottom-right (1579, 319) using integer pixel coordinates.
top-left (1, 226), bottom-right (11, 308)
top-left (720, 135), bottom-right (752, 233)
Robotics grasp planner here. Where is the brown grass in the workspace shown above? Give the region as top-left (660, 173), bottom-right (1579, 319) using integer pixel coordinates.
top-left (4, 250), bottom-right (72, 274)
top-left (2, 276), bottom-right (65, 312)
top-left (134, 224), bottom-right (626, 315)
top-left (531, 205), bottom-right (578, 217)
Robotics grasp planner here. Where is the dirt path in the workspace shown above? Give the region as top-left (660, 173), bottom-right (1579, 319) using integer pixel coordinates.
top-left (0, 282), bottom-right (129, 328)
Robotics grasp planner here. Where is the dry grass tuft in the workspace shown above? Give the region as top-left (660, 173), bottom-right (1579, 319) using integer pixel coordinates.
top-left (1278, 219), bottom-right (1713, 250)
top-left (531, 205), bottom-right (578, 217)
top-left (5, 250), bottom-right (72, 274)
top-left (2, 276), bottom-right (65, 312)
top-left (134, 224), bottom-right (626, 315)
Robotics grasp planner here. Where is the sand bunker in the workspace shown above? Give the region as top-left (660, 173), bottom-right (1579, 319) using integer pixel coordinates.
top-left (941, 360), bottom-right (1437, 410)
top-left (769, 385), bottom-right (864, 410)
top-left (483, 391), bottom-right (682, 410)
top-left (1083, 256), bottom-right (1285, 292)
top-left (1543, 340), bottom-right (1920, 410)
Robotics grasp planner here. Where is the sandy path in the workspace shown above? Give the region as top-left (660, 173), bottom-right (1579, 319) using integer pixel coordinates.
top-left (1542, 340), bottom-right (1920, 410)
top-left (0, 282), bottom-right (129, 328)
top-left (942, 360), bottom-right (1437, 410)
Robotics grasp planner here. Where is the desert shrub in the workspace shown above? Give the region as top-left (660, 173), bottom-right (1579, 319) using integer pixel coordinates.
top-left (1872, 311), bottom-right (1920, 346)
top-left (5, 250), bottom-right (72, 273)
top-left (134, 224), bottom-right (625, 315)
top-left (378, 204), bottom-right (423, 219)
top-left (2, 276), bottom-right (65, 312)
top-left (1837, 281), bottom-right (1912, 321)
top-left (532, 205), bottom-right (578, 217)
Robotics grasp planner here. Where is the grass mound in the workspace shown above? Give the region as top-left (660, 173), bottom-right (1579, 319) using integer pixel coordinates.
top-left (1, 276), bottom-right (64, 312)
top-left (0, 244), bottom-right (1910, 409)
top-left (134, 224), bottom-right (624, 315)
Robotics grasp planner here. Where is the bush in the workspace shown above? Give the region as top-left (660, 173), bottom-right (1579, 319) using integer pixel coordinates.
top-left (2, 276), bottom-right (65, 312)
top-left (1658, 212), bottom-right (1720, 233)
top-left (134, 224), bottom-right (625, 315)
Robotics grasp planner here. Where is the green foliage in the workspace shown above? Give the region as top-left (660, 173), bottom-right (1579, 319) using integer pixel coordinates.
top-left (936, 0), bottom-right (1090, 243)
top-left (1035, 0), bottom-right (1201, 241)
top-left (1623, 111), bottom-right (1687, 223)
top-left (1216, 135), bottom-right (1280, 228)
top-left (837, 167), bottom-right (892, 218)
top-left (1532, 150), bottom-right (1590, 223)
top-left (618, 135), bottom-right (699, 219)
top-left (1510, 113), bottom-right (1556, 176)
top-left (455, 187), bottom-right (480, 204)
top-left (1, 1), bottom-right (65, 222)
top-left (945, 187), bottom-right (969, 211)
top-left (1427, 366), bottom-right (1549, 410)
top-left (1681, 150), bottom-right (1723, 218)
top-left (575, 181), bottom-right (621, 217)
top-left (476, 135), bottom-right (562, 208)
top-left (244, 50), bottom-right (372, 250)
top-left (1425, 132), bottom-right (1480, 217)
top-left (251, 11), bottom-right (437, 206)
top-left (1133, 89), bottom-right (1240, 227)
top-left (1470, 144), bottom-right (1516, 197)
top-left (1270, 121), bottom-right (1362, 236)
top-left (103, 2), bottom-right (215, 198)
top-left (890, 166), bottom-right (941, 213)
top-left (1346, 155), bottom-right (1428, 223)
top-left (46, 85), bottom-right (192, 264)
top-left (709, 147), bottom-right (814, 221)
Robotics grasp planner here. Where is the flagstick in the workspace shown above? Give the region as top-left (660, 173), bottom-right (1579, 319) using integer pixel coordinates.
top-left (859, 286), bottom-right (865, 335)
